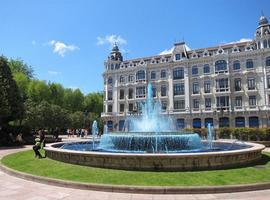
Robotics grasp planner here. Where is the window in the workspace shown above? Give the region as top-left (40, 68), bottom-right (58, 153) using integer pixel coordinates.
top-left (216, 96), bottom-right (229, 108)
top-left (128, 75), bottom-right (134, 82)
top-left (216, 78), bottom-right (229, 92)
top-left (193, 82), bottom-right (200, 94)
top-left (173, 67), bottom-right (184, 80)
top-left (120, 104), bottom-right (125, 112)
top-left (204, 81), bottom-right (211, 93)
top-left (215, 60), bottom-right (227, 72)
top-left (174, 100), bottom-right (185, 110)
top-left (107, 90), bottom-right (113, 100)
top-left (150, 71), bottom-right (156, 80)
top-left (193, 118), bottom-right (201, 128)
top-left (203, 64), bottom-right (210, 74)
top-left (235, 96), bottom-right (242, 107)
top-left (161, 85), bottom-right (167, 96)
top-left (152, 87), bottom-right (156, 97)
top-left (205, 118), bottom-right (213, 127)
top-left (205, 98), bottom-right (211, 109)
top-left (175, 54), bottom-right (181, 60)
top-left (192, 66), bottom-right (198, 75)
top-left (161, 69), bottom-right (166, 78)
top-left (119, 75), bottom-right (125, 83)
top-left (266, 57), bottom-right (270, 67)
top-left (176, 119), bottom-right (185, 129)
top-left (119, 89), bottom-right (125, 99)
top-left (249, 116), bottom-right (259, 127)
top-left (128, 103), bottom-right (133, 112)
top-left (193, 99), bottom-right (200, 109)
top-left (128, 88), bottom-right (133, 99)
top-left (161, 101), bottom-right (167, 111)
top-left (108, 105), bottom-right (112, 113)
top-left (234, 79), bottom-right (242, 91)
top-left (136, 86), bottom-right (146, 98)
top-left (108, 77), bottom-right (113, 84)
top-left (267, 76), bottom-right (270, 88)
top-left (136, 70), bottom-right (145, 81)
top-left (107, 120), bottom-right (113, 131)
top-left (173, 83), bottom-right (185, 95)
top-left (233, 60), bottom-right (241, 70)
top-left (119, 120), bottom-right (125, 131)
top-left (235, 117), bottom-right (245, 127)
top-left (249, 95), bottom-right (257, 106)
top-left (246, 59), bottom-right (254, 69)
top-left (219, 117), bottom-right (229, 128)
top-left (264, 40), bottom-right (268, 48)
top-left (247, 77), bottom-right (255, 90)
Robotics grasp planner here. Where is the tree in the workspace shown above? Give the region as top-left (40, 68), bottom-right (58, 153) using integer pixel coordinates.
top-left (84, 92), bottom-right (103, 114)
top-left (8, 58), bottom-right (34, 79)
top-left (0, 56), bottom-right (24, 124)
top-left (13, 72), bottom-right (30, 100)
top-left (49, 82), bottom-right (64, 106)
top-left (27, 80), bottom-right (51, 103)
top-left (69, 111), bottom-right (84, 128)
top-left (63, 88), bottom-right (84, 112)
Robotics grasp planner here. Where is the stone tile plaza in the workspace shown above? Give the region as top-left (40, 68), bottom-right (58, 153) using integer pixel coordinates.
top-left (102, 16), bottom-right (270, 130)
top-left (2, 1), bottom-right (270, 200)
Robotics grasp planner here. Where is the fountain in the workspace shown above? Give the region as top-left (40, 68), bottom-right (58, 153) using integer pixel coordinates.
top-left (45, 83), bottom-right (265, 171)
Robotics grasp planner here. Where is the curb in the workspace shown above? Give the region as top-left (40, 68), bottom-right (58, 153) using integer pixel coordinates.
top-left (1, 164), bottom-right (270, 194)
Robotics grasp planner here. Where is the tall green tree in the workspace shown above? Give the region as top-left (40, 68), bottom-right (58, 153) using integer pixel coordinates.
top-left (8, 58), bottom-right (34, 79)
top-left (0, 56), bottom-right (24, 124)
top-left (84, 92), bottom-right (103, 114)
top-left (13, 72), bottom-right (30, 100)
top-left (27, 80), bottom-right (51, 103)
top-left (48, 82), bottom-right (64, 106)
top-left (63, 88), bottom-right (84, 112)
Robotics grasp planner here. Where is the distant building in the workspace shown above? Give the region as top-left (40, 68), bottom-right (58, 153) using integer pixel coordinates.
top-left (102, 16), bottom-right (270, 131)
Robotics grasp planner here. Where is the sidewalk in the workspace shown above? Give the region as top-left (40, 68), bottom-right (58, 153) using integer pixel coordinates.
top-left (0, 141), bottom-right (270, 200)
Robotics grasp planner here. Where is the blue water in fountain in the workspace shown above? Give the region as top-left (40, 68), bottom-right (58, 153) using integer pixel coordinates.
top-left (97, 83), bottom-right (204, 153)
top-left (91, 120), bottom-right (98, 150)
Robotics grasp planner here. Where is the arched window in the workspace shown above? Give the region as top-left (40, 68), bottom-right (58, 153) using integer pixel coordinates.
top-left (136, 70), bottom-right (145, 81)
top-left (219, 117), bottom-right (229, 128)
top-left (193, 118), bottom-right (201, 128)
top-left (235, 117), bottom-right (245, 127)
top-left (215, 60), bottom-right (227, 72)
top-left (233, 60), bottom-right (240, 70)
top-left (205, 118), bottom-right (213, 127)
top-left (246, 59), bottom-right (254, 69)
top-left (249, 116), bottom-right (259, 128)
top-left (173, 67), bottom-right (184, 80)
top-left (108, 77), bottom-right (113, 84)
top-left (263, 40), bottom-right (268, 48)
top-left (266, 56), bottom-right (270, 67)
top-left (176, 119), bottom-right (185, 129)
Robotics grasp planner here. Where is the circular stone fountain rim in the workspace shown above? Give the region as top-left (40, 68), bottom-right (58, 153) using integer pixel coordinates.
top-left (45, 141), bottom-right (265, 157)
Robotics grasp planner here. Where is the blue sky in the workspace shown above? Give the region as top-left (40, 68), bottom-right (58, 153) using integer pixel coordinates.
top-left (0, 0), bottom-right (269, 94)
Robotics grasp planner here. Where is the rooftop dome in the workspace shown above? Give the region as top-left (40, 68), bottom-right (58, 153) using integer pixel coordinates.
top-left (259, 15), bottom-right (269, 26)
top-left (112, 43), bottom-right (119, 52)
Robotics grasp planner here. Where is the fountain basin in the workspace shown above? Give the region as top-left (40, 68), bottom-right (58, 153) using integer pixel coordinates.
top-left (44, 141), bottom-right (265, 171)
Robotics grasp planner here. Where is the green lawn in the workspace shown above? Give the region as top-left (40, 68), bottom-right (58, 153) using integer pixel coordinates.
top-left (1, 150), bottom-right (270, 186)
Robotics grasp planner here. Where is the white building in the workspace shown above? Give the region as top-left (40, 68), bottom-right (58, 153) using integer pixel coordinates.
top-left (102, 16), bottom-right (270, 131)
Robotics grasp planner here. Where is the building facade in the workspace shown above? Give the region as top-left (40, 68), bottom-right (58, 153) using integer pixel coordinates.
top-left (102, 16), bottom-right (270, 131)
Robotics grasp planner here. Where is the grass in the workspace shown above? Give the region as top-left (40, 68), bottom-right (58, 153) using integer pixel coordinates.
top-left (1, 150), bottom-right (270, 186)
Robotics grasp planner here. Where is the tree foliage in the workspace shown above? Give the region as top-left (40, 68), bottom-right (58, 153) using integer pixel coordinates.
top-left (0, 56), bottom-right (24, 124)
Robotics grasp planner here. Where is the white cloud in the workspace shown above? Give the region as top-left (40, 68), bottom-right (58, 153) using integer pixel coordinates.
top-left (48, 70), bottom-right (61, 75)
top-left (97, 35), bottom-right (127, 47)
top-left (49, 40), bottom-right (79, 57)
top-left (31, 40), bottom-right (37, 45)
top-left (222, 38), bottom-right (252, 45)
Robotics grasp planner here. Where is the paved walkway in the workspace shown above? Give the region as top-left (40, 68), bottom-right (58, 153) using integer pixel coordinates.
top-left (1, 140), bottom-right (270, 200)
